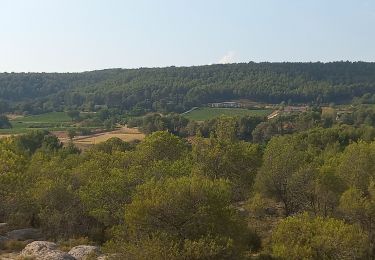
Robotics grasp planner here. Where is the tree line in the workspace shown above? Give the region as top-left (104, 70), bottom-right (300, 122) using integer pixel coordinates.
top-left (1, 62), bottom-right (375, 115)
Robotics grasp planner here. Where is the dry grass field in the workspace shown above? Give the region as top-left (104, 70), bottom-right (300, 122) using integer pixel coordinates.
top-left (321, 107), bottom-right (338, 121)
top-left (0, 134), bottom-right (14, 139)
top-left (68, 126), bottom-right (145, 147)
top-left (0, 126), bottom-right (145, 150)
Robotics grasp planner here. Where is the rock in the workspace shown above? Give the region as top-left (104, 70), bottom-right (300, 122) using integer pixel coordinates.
top-left (97, 254), bottom-right (119, 260)
top-left (265, 207), bottom-right (277, 215)
top-left (6, 228), bottom-right (42, 241)
top-left (68, 245), bottom-right (100, 259)
top-left (0, 223), bottom-right (8, 228)
top-left (0, 235), bottom-right (9, 243)
top-left (21, 241), bottom-right (75, 260)
top-left (0, 252), bottom-right (20, 260)
top-left (0, 223), bottom-right (8, 235)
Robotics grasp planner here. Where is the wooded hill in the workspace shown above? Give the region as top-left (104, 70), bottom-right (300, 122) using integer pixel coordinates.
top-left (1, 61), bottom-right (375, 114)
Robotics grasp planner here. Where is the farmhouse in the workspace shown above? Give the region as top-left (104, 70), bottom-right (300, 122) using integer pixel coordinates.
top-left (267, 105), bottom-right (308, 120)
top-left (209, 102), bottom-right (241, 108)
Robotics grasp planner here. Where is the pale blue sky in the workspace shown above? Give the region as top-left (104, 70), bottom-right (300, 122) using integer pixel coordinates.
top-left (1, 0), bottom-right (374, 72)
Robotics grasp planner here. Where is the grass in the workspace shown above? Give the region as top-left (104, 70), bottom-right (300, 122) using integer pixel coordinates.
top-left (13, 112), bottom-right (71, 123)
top-left (183, 107), bottom-right (273, 121)
top-left (75, 133), bottom-right (144, 144)
top-left (0, 112), bottom-right (87, 134)
top-left (322, 107), bottom-right (336, 117)
top-left (0, 240), bottom-right (27, 252)
top-left (0, 113), bottom-right (144, 149)
top-left (58, 237), bottom-right (93, 252)
top-left (73, 126), bottom-right (145, 147)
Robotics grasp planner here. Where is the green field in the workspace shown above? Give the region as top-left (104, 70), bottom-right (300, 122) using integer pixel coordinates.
top-left (183, 107), bottom-right (273, 121)
top-left (0, 112), bottom-right (73, 134)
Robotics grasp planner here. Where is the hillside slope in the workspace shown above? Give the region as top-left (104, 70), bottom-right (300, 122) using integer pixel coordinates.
top-left (1, 62), bottom-right (375, 114)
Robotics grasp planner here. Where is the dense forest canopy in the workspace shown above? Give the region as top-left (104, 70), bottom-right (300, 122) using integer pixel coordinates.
top-left (1, 61), bottom-right (375, 114)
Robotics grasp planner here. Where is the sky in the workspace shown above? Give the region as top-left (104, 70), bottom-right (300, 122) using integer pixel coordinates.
top-left (0, 0), bottom-right (374, 72)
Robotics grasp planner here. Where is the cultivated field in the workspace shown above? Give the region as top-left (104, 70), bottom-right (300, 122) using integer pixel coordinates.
top-left (56, 126), bottom-right (145, 150)
top-left (321, 106), bottom-right (336, 117)
top-left (183, 107), bottom-right (273, 121)
top-left (0, 134), bottom-right (13, 139)
top-left (0, 112), bottom-right (73, 134)
top-left (0, 113), bottom-right (145, 148)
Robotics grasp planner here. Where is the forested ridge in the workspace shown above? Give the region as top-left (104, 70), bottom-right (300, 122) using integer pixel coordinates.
top-left (1, 61), bottom-right (375, 114)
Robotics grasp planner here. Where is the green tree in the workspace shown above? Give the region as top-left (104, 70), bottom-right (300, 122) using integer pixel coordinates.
top-left (0, 115), bottom-right (11, 129)
top-left (79, 168), bottom-right (137, 227)
top-left (104, 118), bottom-right (116, 130)
top-left (41, 134), bottom-right (63, 151)
top-left (67, 110), bottom-right (80, 121)
top-left (108, 176), bottom-right (258, 259)
top-left (0, 139), bottom-right (31, 225)
top-left (192, 135), bottom-right (262, 200)
top-left (252, 121), bottom-right (279, 143)
top-left (68, 129), bottom-right (76, 140)
top-left (255, 135), bottom-right (313, 215)
top-left (92, 137), bottom-right (132, 154)
top-left (135, 131), bottom-right (188, 163)
top-left (339, 183), bottom-right (375, 248)
top-left (13, 130), bottom-right (51, 155)
top-left (337, 141), bottom-right (375, 192)
top-left (314, 163), bottom-right (346, 216)
top-left (0, 139), bottom-right (28, 175)
top-left (25, 152), bottom-right (87, 239)
top-left (271, 213), bottom-right (370, 260)
top-left (215, 116), bottom-right (237, 141)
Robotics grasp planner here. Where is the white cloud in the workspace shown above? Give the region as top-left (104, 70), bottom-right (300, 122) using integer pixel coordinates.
top-left (218, 51), bottom-right (236, 64)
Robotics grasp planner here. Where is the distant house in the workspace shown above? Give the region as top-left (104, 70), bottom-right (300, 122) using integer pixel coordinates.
top-left (267, 106), bottom-right (308, 120)
top-left (209, 102), bottom-right (241, 108)
top-left (94, 105), bottom-right (108, 110)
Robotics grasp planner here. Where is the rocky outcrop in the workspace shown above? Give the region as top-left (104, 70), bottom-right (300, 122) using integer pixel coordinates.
top-left (0, 235), bottom-right (9, 243)
top-left (68, 245), bottom-right (100, 259)
top-left (0, 223), bottom-right (8, 229)
top-left (6, 228), bottom-right (42, 241)
top-left (0, 223), bottom-right (8, 235)
top-left (21, 241), bottom-right (75, 260)
top-left (0, 252), bottom-right (19, 260)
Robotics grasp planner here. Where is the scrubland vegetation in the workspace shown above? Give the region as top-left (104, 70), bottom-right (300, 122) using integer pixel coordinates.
top-left (2, 62), bottom-right (375, 259)
top-left (2, 108), bottom-right (375, 259)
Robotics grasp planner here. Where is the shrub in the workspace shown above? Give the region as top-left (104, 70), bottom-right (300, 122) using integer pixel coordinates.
top-left (58, 237), bottom-right (93, 252)
top-left (0, 240), bottom-right (27, 252)
top-left (271, 213), bottom-right (370, 259)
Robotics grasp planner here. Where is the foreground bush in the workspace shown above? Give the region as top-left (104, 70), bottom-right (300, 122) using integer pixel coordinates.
top-left (106, 175), bottom-right (259, 259)
top-left (271, 213), bottom-right (370, 260)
